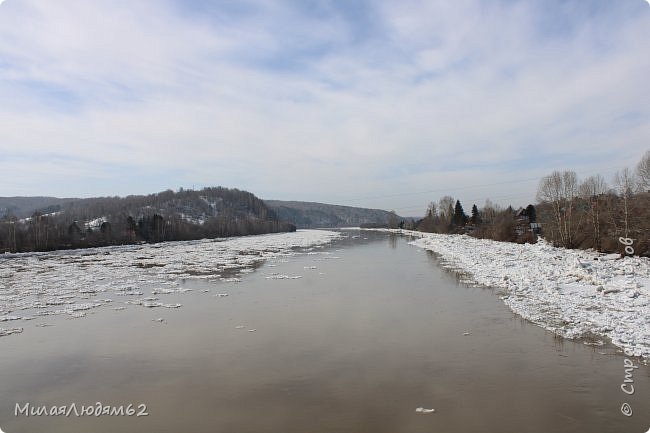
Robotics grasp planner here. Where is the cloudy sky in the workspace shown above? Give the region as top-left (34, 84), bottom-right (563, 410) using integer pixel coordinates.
top-left (0, 0), bottom-right (648, 216)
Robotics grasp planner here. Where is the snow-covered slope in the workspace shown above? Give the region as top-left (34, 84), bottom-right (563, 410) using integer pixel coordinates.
top-left (373, 229), bottom-right (650, 358)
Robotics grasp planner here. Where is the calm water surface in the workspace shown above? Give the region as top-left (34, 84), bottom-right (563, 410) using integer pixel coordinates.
top-left (0, 230), bottom-right (648, 433)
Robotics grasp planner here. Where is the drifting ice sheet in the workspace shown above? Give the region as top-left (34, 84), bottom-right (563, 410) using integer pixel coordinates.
top-left (0, 230), bottom-right (341, 337)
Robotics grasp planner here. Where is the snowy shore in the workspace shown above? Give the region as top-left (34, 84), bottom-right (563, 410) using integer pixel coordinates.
top-left (0, 230), bottom-right (342, 337)
top-left (366, 229), bottom-right (650, 359)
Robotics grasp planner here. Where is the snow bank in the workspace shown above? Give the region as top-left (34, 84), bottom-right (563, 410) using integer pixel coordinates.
top-left (372, 229), bottom-right (650, 358)
top-left (0, 230), bottom-right (341, 336)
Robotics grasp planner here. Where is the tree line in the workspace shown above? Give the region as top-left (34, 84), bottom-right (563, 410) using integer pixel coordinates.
top-left (535, 151), bottom-right (650, 254)
top-left (416, 196), bottom-right (538, 244)
top-left (413, 150), bottom-right (650, 256)
top-left (0, 187), bottom-right (296, 253)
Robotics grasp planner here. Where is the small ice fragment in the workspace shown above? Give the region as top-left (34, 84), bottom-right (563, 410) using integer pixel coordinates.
top-left (215, 293), bottom-right (229, 297)
top-left (248, 329), bottom-right (256, 332)
top-left (265, 274), bottom-right (302, 280)
top-left (463, 332), bottom-right (471, 336)
top-left (415, 407), bottom-right (435, 413)
top-left (235, 325), bottom-right (245, 329)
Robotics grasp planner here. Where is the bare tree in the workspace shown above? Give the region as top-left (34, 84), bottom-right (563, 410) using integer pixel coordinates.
top-left (579, 174), bottom-right (607, 250)
top-left (537, 170), bottom-right (578, 248)
top-left (481, 199), bottom-right (500, 225)
top-left (636, 150), bottom-right (650, 192)
top-left (426, 201), bottom-right (437, 219)
top-left (613, 168), bottom-right (637, 239)
top-left (438, 196), bottom-right (455, 226)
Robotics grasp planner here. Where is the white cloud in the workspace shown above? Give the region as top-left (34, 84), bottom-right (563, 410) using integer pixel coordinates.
top-left (0, 0), bottom-right (648, 215)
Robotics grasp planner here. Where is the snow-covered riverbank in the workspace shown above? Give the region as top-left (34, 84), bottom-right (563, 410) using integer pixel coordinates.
top-left (0, 230), bottom-right (342, 337)
top-left (365, 229), bottom-right (650, 359)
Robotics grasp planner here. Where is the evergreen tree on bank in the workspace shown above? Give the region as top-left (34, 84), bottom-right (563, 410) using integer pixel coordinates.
top-left (452, 200), bottom-right (468, 227)
top-left (525, 204), bottom-right (536, 223)
top-left (470, 204), bottom-right (481, 225)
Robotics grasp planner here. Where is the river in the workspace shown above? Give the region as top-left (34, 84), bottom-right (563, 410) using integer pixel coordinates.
top-left (0, 230), bottom-right (647, 432)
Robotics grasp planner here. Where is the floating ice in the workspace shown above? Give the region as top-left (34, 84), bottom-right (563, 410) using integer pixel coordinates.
top-left (0, 230), bottom-right (341, 338)
top-left (265, 274), bottom-right (302, 280)
top-left (220, 277), bottom-right (241, 283)
top-left (415, 407), bottom-right (435, 413)
top-left (151, 288), bottom-right (192, 295)
top-left (0, 327), bottom-right (23, 337)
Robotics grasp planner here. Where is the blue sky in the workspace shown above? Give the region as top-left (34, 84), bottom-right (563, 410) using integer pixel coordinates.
top-left (0, 0), bottom-right (648, 216)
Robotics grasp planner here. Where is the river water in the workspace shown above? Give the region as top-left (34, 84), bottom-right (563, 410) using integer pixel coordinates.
top-left (0, 230), bottom-right (648, 432)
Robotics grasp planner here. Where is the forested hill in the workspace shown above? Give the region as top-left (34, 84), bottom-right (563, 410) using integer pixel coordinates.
top-left (0, 187), bottom-right (295, 253)
top-left (264, 200), bottom-right (403, 229)
top-left (0, 196), bottom-right (79, 218)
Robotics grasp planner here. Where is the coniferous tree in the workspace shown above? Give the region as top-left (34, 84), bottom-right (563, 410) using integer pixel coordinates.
top-left (453, 200), bottom-right (468, 227)
top-left (525, 204), bottom-right (536, 223)
top-left (470, 204), bottom-right (481, 225)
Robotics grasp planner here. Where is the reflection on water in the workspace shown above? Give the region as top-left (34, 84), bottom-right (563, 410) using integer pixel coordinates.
top-left (388, 233), bottom-right (397, 249)
top-left (0, 230), bottom-right (648, 433)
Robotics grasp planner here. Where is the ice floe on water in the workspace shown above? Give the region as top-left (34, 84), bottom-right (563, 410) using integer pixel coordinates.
top-left (0, 327), bottom-right (23, 336)
top-left (371, 229), bottom-right (650, 358)
top-left (265, 273), bottom-right (303, 280)
top-left (0, 230), bottom-right (341, 338)
top-left (415, 407), bottom-right (435, 414)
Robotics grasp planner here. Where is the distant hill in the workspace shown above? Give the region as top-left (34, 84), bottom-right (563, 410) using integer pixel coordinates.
top-left (0, 196), bottom-right (79, 218)
top-left (0, 188), bottom-right (294, 253)
top-left (265, 200), bottom-right (404, 229)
